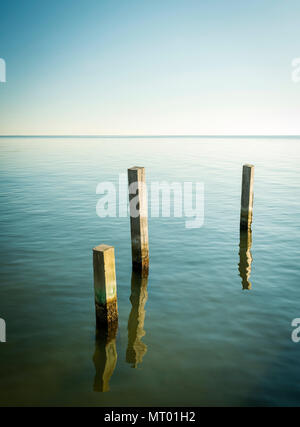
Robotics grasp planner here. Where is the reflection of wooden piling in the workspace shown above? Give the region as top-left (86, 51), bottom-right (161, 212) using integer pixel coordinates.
top-left (128, 167), bottom-right (149, 276)
top-left (240, 164), bottom-right (254, 230)
top-left (93, 322), bottom-right (118, 392)
top-left (93, 245), bottom-right (118, 326)
top-left (126, 271), bottom-right (149, 368)
top-left (238, 229), bottom-right (253, 290)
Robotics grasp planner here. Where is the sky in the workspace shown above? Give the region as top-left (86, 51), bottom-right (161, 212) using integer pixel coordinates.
top-left (0, 0), bottom-right (300, 135)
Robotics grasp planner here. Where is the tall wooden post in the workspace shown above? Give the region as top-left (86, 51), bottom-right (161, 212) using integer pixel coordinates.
top-left (240, 164), bottom-right (254, 230)
top-left (93, 245), bottom-right (118, 325)
top-left (128, 167), bottom-right (149, 275)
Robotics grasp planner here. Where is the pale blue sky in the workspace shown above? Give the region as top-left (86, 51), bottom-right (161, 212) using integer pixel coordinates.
top-left (0, 0), bottom-right (300, 135)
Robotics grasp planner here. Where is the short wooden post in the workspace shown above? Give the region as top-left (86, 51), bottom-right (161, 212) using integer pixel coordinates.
top-left (93, 245), bottom-right (118, 325)
top-left (128, 167), bottom-right (149, 275)
top-left (240, 164), bottom-right (254, 230)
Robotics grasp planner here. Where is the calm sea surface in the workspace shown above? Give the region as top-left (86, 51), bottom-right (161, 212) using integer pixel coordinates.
top-left (0, 137), bottom-right (300, 406)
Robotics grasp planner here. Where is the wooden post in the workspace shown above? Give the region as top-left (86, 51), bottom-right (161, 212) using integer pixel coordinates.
top-left (128, 167), bottom-right (149, 275)
top-left (238, 229), bottom-right (253, 290)
top-left (240, 164), bottom-right (254, 230)
top-left (93, 245), bottom-right (118, 325)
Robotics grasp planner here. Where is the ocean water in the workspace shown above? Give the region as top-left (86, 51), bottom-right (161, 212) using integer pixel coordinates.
top-left (0, 136), bottom-right (300, 407)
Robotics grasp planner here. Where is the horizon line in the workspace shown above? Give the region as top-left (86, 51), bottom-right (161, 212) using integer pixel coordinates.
top-left (0, 134), bottom-right (300, 139)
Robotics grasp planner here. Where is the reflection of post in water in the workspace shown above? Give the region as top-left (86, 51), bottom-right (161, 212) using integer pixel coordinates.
top-left (126, 272), bottom-right (149, 368)
top-left (93, 321), bottom-right (118, 392)
top-left (238, 229), bottom-right (253, 290)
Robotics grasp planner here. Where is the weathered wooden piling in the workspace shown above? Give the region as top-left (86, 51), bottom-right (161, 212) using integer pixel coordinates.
top-left (240, 164), bottom-right (254, 230)
top-left (128, 167), bottom-right (149, 275)
top-left (93, 245), bottom-right (118, 325)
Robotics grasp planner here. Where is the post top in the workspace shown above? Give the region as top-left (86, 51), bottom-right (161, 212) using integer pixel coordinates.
top-left (243, 163), bottom-right (254, 168)
top-left (128, 166), bottom-right (144, 171)
top-left (93, 244), bottom-right (114, 253)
